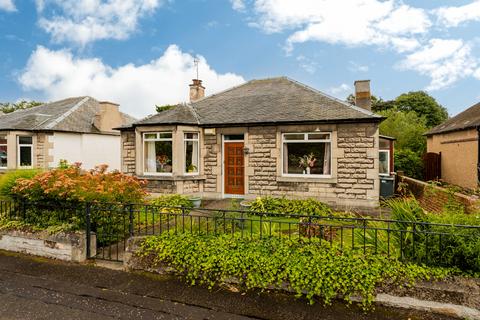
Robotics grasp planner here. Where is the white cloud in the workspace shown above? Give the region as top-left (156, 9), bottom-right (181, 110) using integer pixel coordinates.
top-left (0, 0), bottom-right (16, 12)
top-left (238, 0), bottom-right (430, 54)
top-left (435, 1), bottom-right (480, 27)
top-left (349, 61), bottom-right (369, 73)
top-left (18, 45), bottom-right (245, 118)
top-left (296, 55), bottom-right (318, 74)
top-left (398, 39), bottom-right (478, 90)
top-left (328, 83), bottom-right (351, 97)
top-left (230, 0), bottom-right (246, 11)
top-left (36, 0), bottom-right (166, 46)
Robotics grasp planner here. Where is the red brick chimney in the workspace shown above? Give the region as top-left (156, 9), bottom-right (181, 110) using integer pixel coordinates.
top-left (189, 79), bottom-right (205, 102)
top-left (354, 80), bottom-right (371, 111)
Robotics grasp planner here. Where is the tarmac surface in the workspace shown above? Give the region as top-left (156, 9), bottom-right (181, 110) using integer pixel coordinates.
top-left (0, 250), bottom-right (458, 320)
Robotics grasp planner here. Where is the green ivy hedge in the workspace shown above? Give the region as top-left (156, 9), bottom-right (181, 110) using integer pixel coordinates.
top-left (248, 196), bottom-right (333, 216)
top-left (139, 232), bottom-right (453, 309)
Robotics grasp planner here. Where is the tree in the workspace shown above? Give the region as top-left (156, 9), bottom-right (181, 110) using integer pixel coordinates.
top-left (378, 109), bottom-right (428, 179)
top-left (0, 100), bottom-right (43, 114)
top-left (394, 91), bottom-right (448, 128)
top-left (155, 104), bottom-right (176, 113)
top-left (379, 109), bottom-right (428, 155)
top-left (347, 91), bottom-right (448, 128)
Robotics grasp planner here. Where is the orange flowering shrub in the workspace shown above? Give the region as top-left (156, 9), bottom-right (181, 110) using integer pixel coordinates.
top-left (12, 163), bottom-right (146, 204)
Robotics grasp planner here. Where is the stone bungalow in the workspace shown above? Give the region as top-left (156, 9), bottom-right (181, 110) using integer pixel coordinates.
top-left (0, 97), bottom-right (135, 171)
top-left (119, 77), bottom-right (385, 209)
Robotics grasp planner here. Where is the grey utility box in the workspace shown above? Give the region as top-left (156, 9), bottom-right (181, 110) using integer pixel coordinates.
top-left (380, 175), bottom-right (395, 198)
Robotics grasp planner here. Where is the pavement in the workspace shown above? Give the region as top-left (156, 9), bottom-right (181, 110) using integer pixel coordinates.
top-left (0, 250), bottom-right (458, 320)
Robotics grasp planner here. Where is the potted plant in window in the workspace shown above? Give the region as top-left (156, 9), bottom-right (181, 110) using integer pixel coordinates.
top-left (156, 154), bottom-right (169, 172)
top-left (298, 153), bottom-right (316, 174)
top-left (187, 164), bottom-right (197, 173)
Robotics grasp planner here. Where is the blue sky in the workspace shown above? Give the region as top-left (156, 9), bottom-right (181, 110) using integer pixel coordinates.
top-left (1, 0), bottom-right (480, 118)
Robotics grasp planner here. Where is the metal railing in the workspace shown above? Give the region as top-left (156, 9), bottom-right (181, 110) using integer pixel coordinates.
top-left (1, 199), bottom-right (479, 268)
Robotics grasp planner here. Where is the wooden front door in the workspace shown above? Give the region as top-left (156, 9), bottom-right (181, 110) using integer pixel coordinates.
top-left (224, 142), bottom-right (245, 195)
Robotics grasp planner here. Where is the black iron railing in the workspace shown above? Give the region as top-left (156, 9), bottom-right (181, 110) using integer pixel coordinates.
top-left (1, 199), bottom-right (479, 268)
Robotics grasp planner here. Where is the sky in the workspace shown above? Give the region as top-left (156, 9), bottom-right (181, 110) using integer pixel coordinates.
top-left (1, 0), bottom-right (480, 119)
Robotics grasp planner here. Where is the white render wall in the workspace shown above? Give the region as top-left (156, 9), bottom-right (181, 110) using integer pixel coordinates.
top-left (50, 132), bottom-right (121, 170)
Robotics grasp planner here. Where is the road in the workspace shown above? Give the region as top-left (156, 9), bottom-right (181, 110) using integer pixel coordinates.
top-left (0, 251), bottom-right (458, 320)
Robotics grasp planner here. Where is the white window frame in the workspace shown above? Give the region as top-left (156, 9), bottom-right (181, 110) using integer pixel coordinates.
top-left (379, 149), bottom-right (390, 176)
top-left (0, 135), bottom-right (7, 169)
top-left (17, 136), bottom-right (33, 169)
top-left (281, 132), bottom-right (332, 178)
top-left (184, 132), bottom-right (200, 176)
top-left (142, 132), bottom-right (173, 176)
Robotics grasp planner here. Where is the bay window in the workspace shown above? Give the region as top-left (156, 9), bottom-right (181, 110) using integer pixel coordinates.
top-left (0, 135), bottom-right (7, 168)
top-left (143, 132), bottom-right (173, 175)
top-left (17, 136), bottom-right (33, 168)
top-left (184, 133), bottom-right (199, 174)
top-left (282, 133), bottom-right (331, 176)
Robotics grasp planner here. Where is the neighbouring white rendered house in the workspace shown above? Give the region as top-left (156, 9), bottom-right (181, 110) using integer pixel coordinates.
top-left (0, 97), bottom-right (136, 171)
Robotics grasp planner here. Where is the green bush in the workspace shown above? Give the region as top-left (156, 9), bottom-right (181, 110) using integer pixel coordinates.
top-left (139, 232), bottom-right (452, 309)
top-left (248, 196), bottom-right (332, 216)
top-left (150, 194), bottom-right (194, 213)
top-left (394, 149), bottom-right (424, 179)
top-left (377, 198), bottom-right (480, 273)
top-left (0, 169), bottom-right (41, 197)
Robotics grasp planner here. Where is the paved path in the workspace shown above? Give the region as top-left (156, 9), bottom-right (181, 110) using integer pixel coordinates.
top-left (0, 251), bottom-right (457, 320)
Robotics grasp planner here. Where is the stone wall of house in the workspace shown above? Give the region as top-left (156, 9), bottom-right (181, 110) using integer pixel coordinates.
top-left (145, 180), bottom-right (176, 194)
top-left (246, 123), bottom-right (379, 209)
top-left (182, 180), bottom-right (201, 194)
top-left (203, 134), bottom-right (218, 194)
top-left (35, 132), bottom-right (53, 169)
top-left (121, 131), bottom-right (136, 174)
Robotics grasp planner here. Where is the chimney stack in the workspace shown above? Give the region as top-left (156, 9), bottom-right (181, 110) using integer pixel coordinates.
top-left (354, 80), bottom-right (371, 111)
top-left (189, 79), bottom-right (205, 102)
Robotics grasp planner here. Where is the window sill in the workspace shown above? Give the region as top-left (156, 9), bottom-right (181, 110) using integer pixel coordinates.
top-left (277, 175), bottom-right (337, 184)
top-left (138, 174), bottom-right (206, 182)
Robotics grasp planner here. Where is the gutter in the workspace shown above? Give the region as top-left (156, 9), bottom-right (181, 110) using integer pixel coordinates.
top-left (118, 117), bottom-right (386, 130)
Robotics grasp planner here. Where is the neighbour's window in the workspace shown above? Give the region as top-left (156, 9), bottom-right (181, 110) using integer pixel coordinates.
top-left (379, 150), bottom-right (390, 176)
top-left (0, 135), bottom-right (7, 168)
top-left (282, 133), bottom-right (331, 176)
top-left (17, 136), bottom-right (33, 168)
top-left (143, 132), bottom-right (173, 174)
top-left (184, 133), bottom-right (199, 174)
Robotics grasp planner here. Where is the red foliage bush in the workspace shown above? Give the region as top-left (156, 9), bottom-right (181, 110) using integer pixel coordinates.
top-left (12, 163), bottom-right (146, 204)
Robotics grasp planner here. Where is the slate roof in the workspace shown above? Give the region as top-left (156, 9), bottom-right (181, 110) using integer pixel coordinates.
top-left (426, 102), bottom-right (480, 136)
top-left (130, 77), bottom-right (382, 128)
top-left (0, 96), bottom-right (136, 134)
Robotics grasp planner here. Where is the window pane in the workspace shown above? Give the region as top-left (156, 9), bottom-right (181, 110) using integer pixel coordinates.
top-left (284, 133), bottom-right (304, 141)
top-left (185, 133), bottom-right (198, 140)
top-left (18, 136), bottom-right (32, 144)
top-left (308, 133), bottom-right (330, 140)
top-left (224, 134), bottom-right (244, 141)
top-left (19, 146), bottom-right (32, 167)
top-left (0, 144), bottom-right (7, 168)
top-left (159, 132), bottom-right (172, 139)
top-left (283, 142), bottom-right (331, 175)
top-left (144, 140), bottom-right (173, 173)
top-left (379, 151), bottom-right (389, 175)
top-left (0, 136), bottom-right (7, 144)
top-left (144, 133), bottom-right (157, 140)
top-left (185, 140), bottom-right (199, 173)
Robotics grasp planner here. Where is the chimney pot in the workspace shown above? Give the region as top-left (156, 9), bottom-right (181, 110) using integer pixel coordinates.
top-left (354, 80), bottom-right (371, 111)
top-left (189, 79), bottom-right (205, 102)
